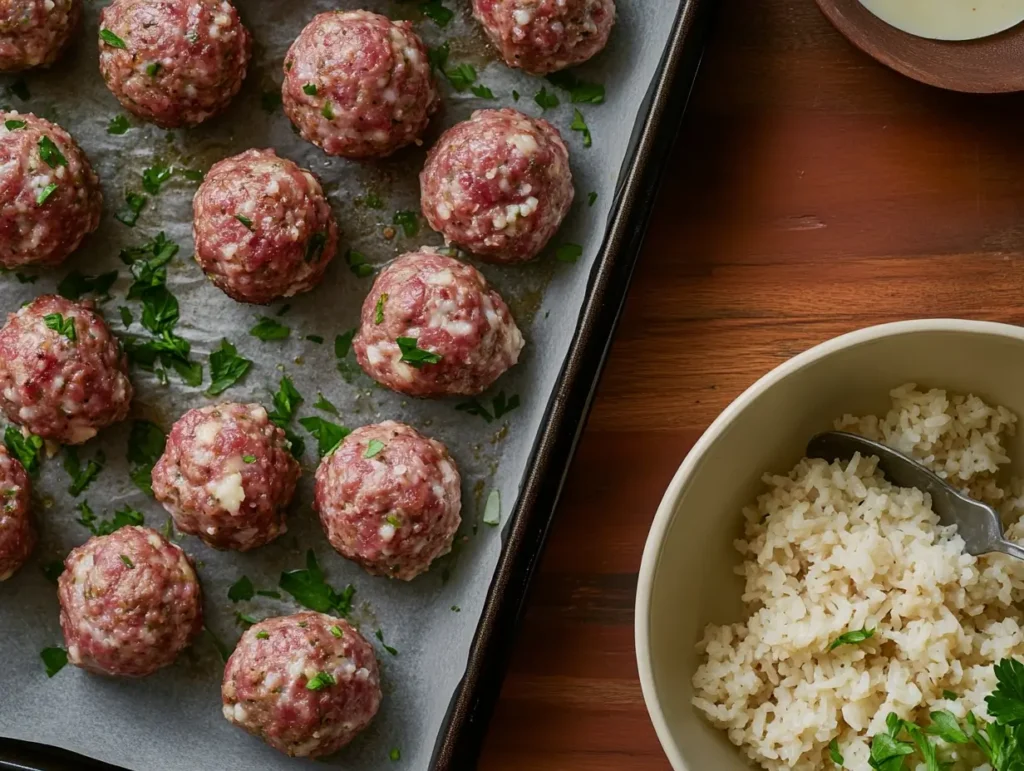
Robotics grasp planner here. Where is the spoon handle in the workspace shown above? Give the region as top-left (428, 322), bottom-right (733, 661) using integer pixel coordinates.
top-left (994, 539), bottom-right (1024, 562)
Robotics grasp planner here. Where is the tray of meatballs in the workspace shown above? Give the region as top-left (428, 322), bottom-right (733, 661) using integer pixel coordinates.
top-left (0, 0), bottom-right (704, 769)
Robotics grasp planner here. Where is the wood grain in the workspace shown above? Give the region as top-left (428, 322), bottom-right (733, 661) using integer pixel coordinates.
top-left (478, 0), bottom-right (1024, 768)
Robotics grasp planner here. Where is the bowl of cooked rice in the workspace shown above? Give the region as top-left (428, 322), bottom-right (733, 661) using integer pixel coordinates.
top-left (636, 319), bottom-right (1024, 771)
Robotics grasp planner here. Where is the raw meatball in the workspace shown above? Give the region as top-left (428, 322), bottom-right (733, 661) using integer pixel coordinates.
top-left (0, 446), bottom-right (32, 580)
top-left (222, 612), bottom-right (381, 758)
top-left (98, 0), bottom-right (251, 128)
top-left (0, 112), bottom-right (102, 268)
top-left (472, 0), bottom-right (615, 74)
top-left (420, 108), bottom-right (573, 263)
top-left (354, 249), bottom-right (523, 398)
top-left (282, 10), bottom-right (440, 159)
top-left (58, 526), bottom-right (203, 677)
top-left (192, 149), bottom-right (338, 304)
top-left (0, 0), bottom-right (80, 72)
top-left (314, 421), bottom-right (461, 580)
top-left (0, 296), bottom-right (132, 445)
top-left (152, 403), bottom-right (300, 551)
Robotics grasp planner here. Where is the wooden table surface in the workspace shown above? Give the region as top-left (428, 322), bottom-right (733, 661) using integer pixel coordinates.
top-left (478, 0), bottom-right (1024, 768)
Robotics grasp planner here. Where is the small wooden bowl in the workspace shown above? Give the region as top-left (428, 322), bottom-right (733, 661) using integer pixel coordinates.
top-left (815, 0), bottom-right (1024, 93)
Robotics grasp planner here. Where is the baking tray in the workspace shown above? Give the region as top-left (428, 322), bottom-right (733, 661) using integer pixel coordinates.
top-left (0, 0), bottom-right (711, 768)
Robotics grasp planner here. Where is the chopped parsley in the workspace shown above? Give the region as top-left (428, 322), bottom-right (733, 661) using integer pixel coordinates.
top-left (534, 87), bottom-right (559, 110)
top-left (4, 427), bottom-right (43, 475)
top-left (397, 337), bottom-right (441, 367)
top-left (298, 417), bottom-right (350, 458)
top-left (268, 376), bottom-right (303, 426)
top-left (450, 605), bottom-right (460, 612)
top-left (234, 214), bottom-right (254, 230)
top-left (306, 671), bottom-right (336, 691)
top-left (228, 576), bottom-right (255, 602)
top-left (389, 747), bottom-right (401, 762)
top-left (305, 231), bottom-right (328, 263)
top-left (374, 293), bottom-right (388, 324)
top-left (99, 29), bottom-right (127, 49)
top-left (44, 312), bottom-right (76, 342)
top-left (76, 501), bottom-right (144, 536)
top-left (358, 192), bottom-right (385, 209)
top-left (57, 270), bottom-right (118, 302)
top-left (313, 393), bottom-right (339, 416)
top-left (4, 119), bottom-right (25, 130)
top-left (305, 334), bottom-right (323, 344)
top-left (345, 249), bottom-right (374, 278)
top-left (141, 163), bottom-right (172, 194)
top-left (445, 63), bottom-right (477, 92)
top-left (279, 550), bottom-right (355, 617)
top-left (329, 625), bottom-right (343, 638)
top-left (207, 339), bottom-right (252, 396)
top-left (363, 439), bottom-right (385, 459)
top-left (455, 391), bottom-right (520, 423)
top-left (588, 191), bottom-right (598, 207)
top-left (115, 191), bottom-right (147, 226)
top-left (36, 183), bottom-right (58, 205)
top-left (126, 419), bottom-right (166, 496)
top-left (420, 0), bottom-right (453, 26)
top-left (512, 89), bottom-right (520, 101)
top-left (482, 489), bottom-right (501, 526)
top-left (120, 554), bottom-right (135, 569)
top-left (38, 136), bottom-right (67, 168)
top-left (570, 108), bottom-right (592, 147)
top-left (828, 627), bottom-right (875, 651)
top-left (236, 612), bottom-right (258, 629)
top-left (40, 647), bottom-right (68, 677)
top-left (393, 210), bottom-right (420, 237)
top-left (63, 447), bottom-right (104, 496)
top-left (255, 630), bottom-right (269, 640)
top-left (302, 83), bottom-right (317, 96)
top-left (335, 330), bottom-right (355, 359)
top-left (243, 455), bottom-right (256, 463)
top-left (546, 71), bottom-right (606, 104)
top-left (321, 101), bottom-right (335, 120)
top-left (943, 690), bottom-right (959, 701)
top-left (107, 114), bottom-right (130, 134)
top-left (250, 317), bottom-right (290, 341)
top-left (471, 84), bottom-right (495, 99)
top-left (374, 628), bottom-right (398, 656)
top-left (145, 61), bottom-right (162, 77)
top-left (554, 243), bottom-right (583, 263)
top-left (427, 42), bottom-right (450, 72)
top-left (828, 738), bottom-right (843, 766)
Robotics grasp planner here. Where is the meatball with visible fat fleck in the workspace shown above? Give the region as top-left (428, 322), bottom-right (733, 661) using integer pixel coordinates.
top-left (472, 0), bottom-right (616, 74)
top-left (98, 0), bottom-right (251, 128)
top-left (57, 526), bottom-right (203, 677)
top-left (314, 421), bottom-right (462, 581)
top-left (0, 446), bottom-right (32, 581)
top-left (420, 109), bottom-right (573, 264)
top-left (282, 10), bottom-right (439, 159)
top-left (192, 149), bottom-right (338, 304)
top-left (0, 295), bottom-right (132, 445)
top-left (353, 249), bottom-right (524, 398)
top-left (0, 0), bottom-right (81, 72)
top-left (152, 403), bottom-right (300, 551)
top-left (222, 612), bottom-right (381, 758)
top-left (0, 112), bottom-right (102, 269)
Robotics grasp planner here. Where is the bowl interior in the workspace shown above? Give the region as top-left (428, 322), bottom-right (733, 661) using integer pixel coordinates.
top-left (640, 324), bottom-right (1024, 770)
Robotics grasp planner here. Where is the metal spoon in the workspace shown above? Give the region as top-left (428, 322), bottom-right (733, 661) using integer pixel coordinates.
top-left (807, 431), bottom-right (1024, 561)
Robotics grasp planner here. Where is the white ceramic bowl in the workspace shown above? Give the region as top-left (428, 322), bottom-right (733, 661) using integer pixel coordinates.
top-left (635, 319), bottom-right (1024, 771)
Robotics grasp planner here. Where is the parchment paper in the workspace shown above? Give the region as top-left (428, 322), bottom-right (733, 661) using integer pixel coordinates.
top-left (0, 2), bottom-right (682, 769)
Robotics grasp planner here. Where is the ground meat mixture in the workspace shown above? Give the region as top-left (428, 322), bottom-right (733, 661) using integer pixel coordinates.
top-left (0, 112), bottom-right (102, 268)
top-left (420, 108), bottom-right (574, 263)
top-left (222, 612), bottom-right (381, 758)
top-left (98, 0), bottom-right (251, 128)
top-left (472, 0), bottom-right (616, 74)
top-left (0, 296), bottom-right (132, 445)
top-left (354, 249), bottom-right (523, 398)
top-left (0, 446), bottom-right (32, 580)
top-left (282, 10), bottom-right (440, 159)
top-left (192, 148), bottom-right (338, 304)
top-left (0, 0), bottom-right (80, 72)
top-left (58, 526), bottom-right (203, 677)
top-left (152, 403), bottom-right (300, 551)
top-left (314, 421), bottom-right (462, 581)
